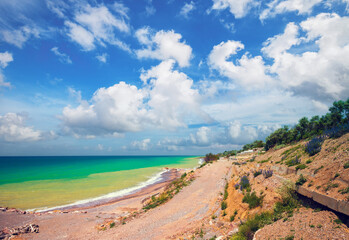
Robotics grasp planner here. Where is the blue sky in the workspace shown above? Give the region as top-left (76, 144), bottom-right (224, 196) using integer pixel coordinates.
top-left (0, 0), bottom-right (349, 156)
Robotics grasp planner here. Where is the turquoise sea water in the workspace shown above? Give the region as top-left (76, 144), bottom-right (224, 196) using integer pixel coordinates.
top-left (0, 156), bottom-right (199, 210)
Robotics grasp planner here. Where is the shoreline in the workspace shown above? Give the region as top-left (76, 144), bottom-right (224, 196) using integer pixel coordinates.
top-left (29, 168), bottom-right (182, 213)
top-left (49, 168), bottom-right (182, 212)
top-left (0, 168), bottom-right (183, 215)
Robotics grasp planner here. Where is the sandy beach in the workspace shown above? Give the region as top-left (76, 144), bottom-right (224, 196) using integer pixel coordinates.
top-left (0, 160), bottom-right (232, 239)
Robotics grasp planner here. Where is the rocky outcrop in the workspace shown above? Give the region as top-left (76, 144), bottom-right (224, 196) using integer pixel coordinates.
top-left (297, 186), bottom-right (349, 216)
top-left (0, 224), bottom-right (39, 240)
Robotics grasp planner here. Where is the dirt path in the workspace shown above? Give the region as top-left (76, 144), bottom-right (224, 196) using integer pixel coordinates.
top-left (90, 160), bottom-right (232, 240)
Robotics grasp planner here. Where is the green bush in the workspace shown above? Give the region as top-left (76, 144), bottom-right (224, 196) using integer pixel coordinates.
top-left (344, 161), bottom-right (349, 169)
top-left (296, 164), bottom-right (307, 170)
top-left (221, 201), bottom-right (227, 210)
top-left (242, 192), bottom-right (264, 209)
top-left (296, 174), bottom-right (307, 186)
top-left (231, 212), bottom-right (273, 240)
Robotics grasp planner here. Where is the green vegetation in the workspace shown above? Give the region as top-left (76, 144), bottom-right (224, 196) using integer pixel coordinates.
top-left (109, 222), bottom-right (115, 228)
top-left (242, 192), bottom-right (264, 209)
top-left (230, 210), bottom-right (238, 222)
top-left (143, 172), bottom-right (194, 210)
top-left (324, 183), bottom-right (339, 191)
top-left (305, 137), bottom-right (324, 156)
top-left (253, 170), bottom-right (262, 178)
top-left (221, 201), bottom-right (227, 210)
top-left (334, 218), bottom-right (342, 224)
top-left (344, 161), bottom-right (349, 169)
top-left (285, 235), bottom-right (295, 240)
top-left (295, 164), bottom-right (307, 170)
top-left (314, 165), bottom-right (324, 174)
top-left (204, 153), bottom-right (219, 162)
top-left (338, 187), bottom-right (349, 194)
top-left (264, 99), bottom-right (349, 151)
top-left (239, 176), bottom-right (250, 191)
top-left (231, 182), bottom-right (299, 240)
top-left (224, 182), bottom-right (229, 200)
top-left (242, 140), bottom-right (265, 151)
top-left (285, 156), bottom-right (301, 167)
top-left (296, 174), bottom-right (307, 186)
top-left (230, 212), bottom-right (274, 240)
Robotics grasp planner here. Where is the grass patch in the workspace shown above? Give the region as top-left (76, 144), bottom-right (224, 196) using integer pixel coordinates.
top-left (324, 183), bottom-right (339, 191)
top-left (143, 172), bottom-right (194, 210)
top-left (285, 155), bottom-right (301, 167)
top-left (296, 164), bottom-right (307, 170)
top-left (338, 187), bottom-right (349, 194)
top-left (242, 192), bottom-right (264, 209)
top-left (314, 165), bottom-right (324, 174)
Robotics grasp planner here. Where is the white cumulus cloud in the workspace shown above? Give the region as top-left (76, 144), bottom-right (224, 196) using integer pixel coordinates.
top-left (65, 3), bottom-right (130, 52)
top-left (260, 0), bottom-right (322, 21)
top-left (208, 40), bottom-right (273, 89)
top-left (135, 27), bottom-right (193, 67)
top-left (61, 59), bottom-right (210, 138)
top-left (211, 0), bottom-right (258, 18)
top-left (0, 113), bottom-right (42, 142)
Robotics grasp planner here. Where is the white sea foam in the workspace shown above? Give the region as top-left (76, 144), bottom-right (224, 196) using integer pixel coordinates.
top-left (28, 169), bottom-right (168, 212)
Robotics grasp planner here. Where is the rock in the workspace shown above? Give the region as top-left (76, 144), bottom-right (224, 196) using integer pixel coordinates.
top-left (8, 224), bottom-right (39, 237)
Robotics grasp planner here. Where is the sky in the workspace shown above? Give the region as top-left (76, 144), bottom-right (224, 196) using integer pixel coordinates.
top-left (0, 0), bottom-right (349, 156)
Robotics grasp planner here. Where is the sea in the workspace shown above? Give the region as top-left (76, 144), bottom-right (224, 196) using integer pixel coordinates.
top-left (0, 156), bottom-right (200, 211)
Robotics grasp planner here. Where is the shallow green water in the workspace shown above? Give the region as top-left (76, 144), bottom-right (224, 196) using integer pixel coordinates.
top-left (0, 156), bottom-right (199, 210)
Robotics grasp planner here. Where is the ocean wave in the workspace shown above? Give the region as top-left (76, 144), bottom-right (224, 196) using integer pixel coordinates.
top-left (28, 169), bottom-right (168, 212)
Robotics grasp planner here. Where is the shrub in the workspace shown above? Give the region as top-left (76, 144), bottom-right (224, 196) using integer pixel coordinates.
top-left (296, 174), bottom-right (307, 186)
top-left (204, 153), bottom-right (219, 162)
top-left (242, 191), bottom-right (264, 209)
top-left (224, 183), bottom-right (229, 200)
top-left (296, 164), bottom-right (307, 170)
top-left (221, 201), bottom-right (227, 210)
top-left (286, 155), bottom-right (301, 167)
top-left (109, 222), bottom-right (115, 228)
top-left (262, 169), bottom-right (273, 178)
top-left (314, 165), bottom-right (324, 174)
top-left (338, 187), bottom-right (349, 194)
top-left (306, 159), bottom-right (312, 164)
top-left (231, 212), bottom-right (273, 240)
top-left (344, 161), bottom-right (349, 169)
top-left (253, 170), bottom-right (262, 178)
top-left (305, 137), bottom-right (324, 156)
top-left (240, 176), bottom-right (250, 190)
top-left (274, 182), bottom-right (299, 220)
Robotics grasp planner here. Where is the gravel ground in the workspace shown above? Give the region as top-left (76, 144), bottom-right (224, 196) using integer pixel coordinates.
top-left (254, 208), bottom-right (349, 240)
